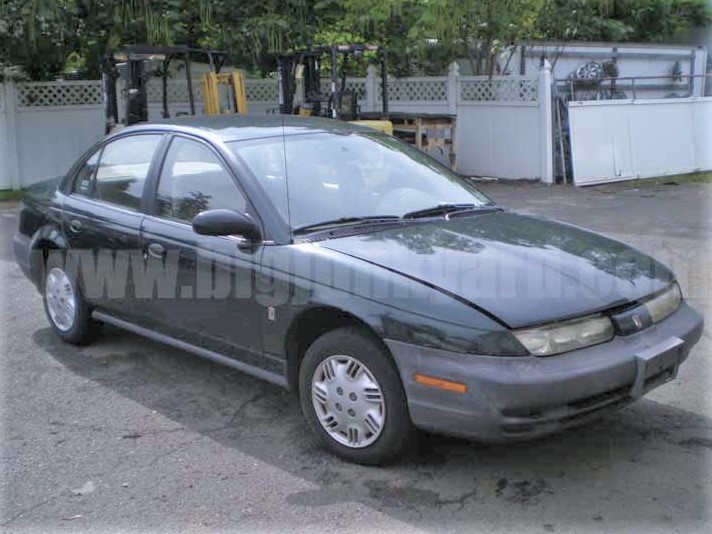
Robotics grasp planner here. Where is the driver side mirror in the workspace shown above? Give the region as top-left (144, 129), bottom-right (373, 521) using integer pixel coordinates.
top-left (192, 209), bottom-right (262, 242)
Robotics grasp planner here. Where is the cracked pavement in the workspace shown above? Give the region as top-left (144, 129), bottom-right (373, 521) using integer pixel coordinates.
top-left (1, 178), bottom-right (711, 533)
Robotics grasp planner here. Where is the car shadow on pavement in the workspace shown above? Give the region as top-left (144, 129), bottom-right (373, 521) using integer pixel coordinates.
top-left (32, 325), bottom-right (711, 530)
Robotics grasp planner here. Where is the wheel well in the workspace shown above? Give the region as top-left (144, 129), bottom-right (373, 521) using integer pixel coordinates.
top-left (31, 239), bottom-right (59, 285)
top-left (285, 307), bottom-right (383, 392)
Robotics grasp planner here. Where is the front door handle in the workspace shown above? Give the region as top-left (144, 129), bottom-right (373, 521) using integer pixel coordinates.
top-left (69, 219), bottom-right (82, 233)
top-left (146, 242), bottom-right (166, 259)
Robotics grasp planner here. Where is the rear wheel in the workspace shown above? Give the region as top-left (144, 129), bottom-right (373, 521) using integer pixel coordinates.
top-left (299, 327), bottom-right (413, 464)
top-left (42, 251), bottom-right (98, 345)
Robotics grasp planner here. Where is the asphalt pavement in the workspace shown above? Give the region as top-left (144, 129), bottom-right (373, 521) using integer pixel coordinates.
top-left (1, 178), bottom-right (710, 533)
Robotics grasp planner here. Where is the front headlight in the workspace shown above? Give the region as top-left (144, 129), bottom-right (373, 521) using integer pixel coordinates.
top-left (645, 283), bottom-right (682, 324)
top-left (512, 314), bottom-right (614, 357)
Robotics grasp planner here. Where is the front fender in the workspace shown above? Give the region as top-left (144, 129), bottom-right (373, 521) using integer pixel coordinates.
top-left (259, 244), bottom-right (523, 358)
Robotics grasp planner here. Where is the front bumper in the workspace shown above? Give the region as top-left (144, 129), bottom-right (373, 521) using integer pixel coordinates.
top-left (385, 302), bottom-right (704, 441)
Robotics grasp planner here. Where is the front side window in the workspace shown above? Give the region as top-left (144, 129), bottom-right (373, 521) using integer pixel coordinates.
top-left (229, 132), bottom-right (492, 230)
top-left (155, 137), bottom-right (247, 223)
top-left (94, 135), bottom-right (162, 210)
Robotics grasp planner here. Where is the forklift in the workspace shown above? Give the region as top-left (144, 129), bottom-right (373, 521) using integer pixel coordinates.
top-left (277, 44), bottom-right (391, 132)
top-left (278, 44), bottom-right (458, 168)
top-left (102, 45), bottom-right (246, 134)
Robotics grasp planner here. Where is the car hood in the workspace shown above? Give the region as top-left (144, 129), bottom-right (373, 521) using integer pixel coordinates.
top-left (318, 211), bottom-right (675, 328)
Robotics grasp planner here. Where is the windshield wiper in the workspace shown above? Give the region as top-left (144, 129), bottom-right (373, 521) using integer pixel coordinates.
top-left (293, 215), bottom-right (400, 234)
top-left (402, 203), bottom-right (481, 219)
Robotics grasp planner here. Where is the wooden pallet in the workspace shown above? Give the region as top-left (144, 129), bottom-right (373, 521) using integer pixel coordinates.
top-left (363, 112), bottom-right (457, 170)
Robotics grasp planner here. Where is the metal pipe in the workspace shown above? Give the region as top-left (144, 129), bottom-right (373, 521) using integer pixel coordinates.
top-left (381, 49), bottom-right (389, 118)
top-left (330, 46), bottom-right (338, 119)
top-left (185, 52), bottom-right (195, 116)
top-left (162, 57), bottom-right (170, 118)
top-left (555, 73), bottom-right (712, 83)
top-left (525, 50), bottom-right (695, 61)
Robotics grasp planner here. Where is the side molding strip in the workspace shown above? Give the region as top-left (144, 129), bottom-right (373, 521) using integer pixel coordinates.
top-left (92, 311), bottom-right (289, 389)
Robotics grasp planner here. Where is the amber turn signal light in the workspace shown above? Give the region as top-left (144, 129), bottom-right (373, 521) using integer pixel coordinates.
top-left (413, 373), bottom-right (467, 394)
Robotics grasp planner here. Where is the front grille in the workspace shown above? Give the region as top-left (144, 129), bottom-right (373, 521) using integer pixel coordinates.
top-left (559, 397), bottom-right (632, 425)
top-left (500, 407), bottom-right (544, 419)
top-left (566, 384), bottom-right (632, 411)
top-left (501, 423), bottom-right (536, 435)
top-left (499, 383), bottom-right (634, 436)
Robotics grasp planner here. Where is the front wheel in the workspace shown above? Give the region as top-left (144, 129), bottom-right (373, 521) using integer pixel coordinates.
top-left (299, 327), bottom-right (413, 465)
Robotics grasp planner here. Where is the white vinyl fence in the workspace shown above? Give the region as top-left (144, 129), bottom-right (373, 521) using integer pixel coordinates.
top-left (2, 62), bottom-right (710, 190)
top-left (457, 70), bottom-right (553, 181)
top-left (0, 65), bottom-right (555, 189)
top-left (0, 84), bottom-right (11, 189)
top-left (568, 97), bottom-right (712, 185)
top-left (0, 81), bottom-right (106, 190)
top-left (145, 64), bottom-right (455, 118)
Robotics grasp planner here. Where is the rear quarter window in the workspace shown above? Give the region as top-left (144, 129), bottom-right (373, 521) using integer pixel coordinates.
top-left (72, 150), bottom-right (100, 196)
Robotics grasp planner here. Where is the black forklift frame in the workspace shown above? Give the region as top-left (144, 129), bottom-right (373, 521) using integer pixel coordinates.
top-left (278, 44), bottom-right (389, 120)
top-left (102, 45), bottom-right (228, 131)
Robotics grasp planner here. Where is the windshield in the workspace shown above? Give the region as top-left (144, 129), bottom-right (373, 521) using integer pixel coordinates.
top-left (228, 131), bottom-right (493, 231)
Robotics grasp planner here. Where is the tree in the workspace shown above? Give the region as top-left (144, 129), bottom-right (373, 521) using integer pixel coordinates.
top-left (341, 0), bottom-right (544, 75)
top-left (0, 0), bottom-right (80, 80)
top-left (342, 0), bottom-right (710, 75)
top-left (537, 0), bottom-right (711, 43)
top-left (2, 0), bottom-right (710, 80)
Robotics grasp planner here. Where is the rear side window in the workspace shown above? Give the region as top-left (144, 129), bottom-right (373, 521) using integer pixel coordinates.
top-left (93, 135), bottom-right (162, 210)
top-left (155, 137), bottom-right (247, 223)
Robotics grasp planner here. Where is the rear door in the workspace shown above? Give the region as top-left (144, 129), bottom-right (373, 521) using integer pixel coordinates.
top-left (139, 135), bottom-right (273, 372)
top-left (62, 134), bottom-right (164, 319)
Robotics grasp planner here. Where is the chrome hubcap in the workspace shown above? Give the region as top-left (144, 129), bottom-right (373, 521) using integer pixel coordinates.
top-left (45, 267), bottom-right (76, 332)
top-left (311, 355), bottom-right (385, 448)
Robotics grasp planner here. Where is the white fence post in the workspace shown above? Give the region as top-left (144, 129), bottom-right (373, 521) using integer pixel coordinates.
top-left (2, 81), bottom-right (22, 189)
top-left (538, 61), bottom-right (554, 184)
top-left (447, 62), bottom-right (459, 114)
top-left (0, 83), bottom-right (5, 189)
top-left (365, 65), bottom-right (377, 113)
top-left (692, 45), bottom-right (707, 97)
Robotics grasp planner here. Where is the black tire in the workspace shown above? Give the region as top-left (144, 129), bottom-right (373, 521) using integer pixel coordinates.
top-left (41, 250), bottom-right (98, 345)
top-left (299, 327), bottom-right (413, 465)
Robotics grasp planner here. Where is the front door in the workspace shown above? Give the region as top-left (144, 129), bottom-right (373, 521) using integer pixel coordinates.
top-left (139, 136), bottom-right (272, 372)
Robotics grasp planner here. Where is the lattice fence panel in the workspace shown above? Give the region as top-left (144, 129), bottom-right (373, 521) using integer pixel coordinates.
top-left (146, 82), bottom-right (162, 103)
top-left (146, 79), bottom-right (280, 104)
top-left (17, 81), bottom-right (103, 107)
top-left (460, 78), bottom-right (538, 102)
top-left (146, 81), bottom-right (204, 104)
top-left (346, 80), bottom-right (366, 100)
top-left (245, 80), bottom-right (279, 102)
top-left (382, 79), bottom-right (448, 102)
top-left (318, 79), bottom-right (367, 100)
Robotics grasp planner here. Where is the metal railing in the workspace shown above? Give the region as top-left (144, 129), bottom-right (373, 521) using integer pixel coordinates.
top-left (555, 73), bottom-right (711, 102)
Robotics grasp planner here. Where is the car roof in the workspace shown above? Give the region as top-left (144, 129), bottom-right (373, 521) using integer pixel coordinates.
top-left (122, 114), bottom-right (372, 142)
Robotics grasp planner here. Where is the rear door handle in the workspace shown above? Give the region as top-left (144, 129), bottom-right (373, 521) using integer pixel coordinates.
top-left (146, 242), bottom-right (166, 259)
top-left (69, 219), bottom-right (82, 233)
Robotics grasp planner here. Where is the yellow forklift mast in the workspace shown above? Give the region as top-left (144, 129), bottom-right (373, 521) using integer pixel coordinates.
top-left (201, 71), bottom-right (248, 115)
top-left (102, 45), bottom-right (232, 133)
